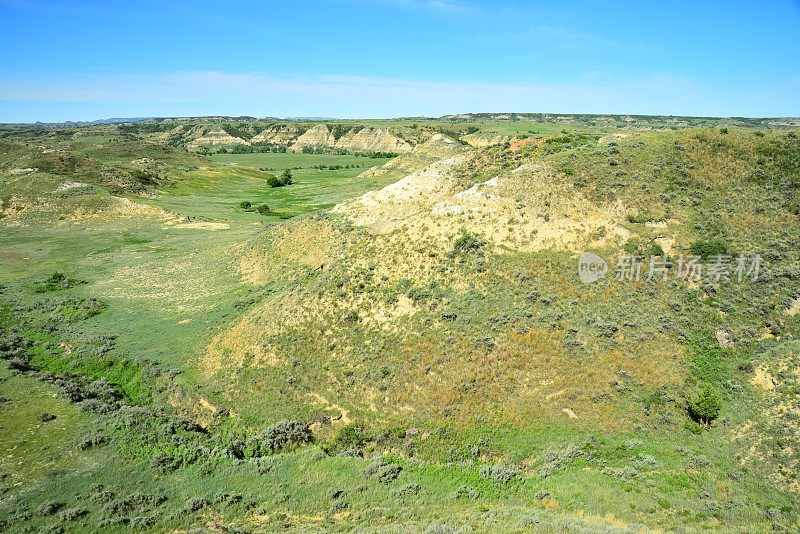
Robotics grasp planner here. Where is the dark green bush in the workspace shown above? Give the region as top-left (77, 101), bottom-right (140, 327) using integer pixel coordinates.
top-left (449, 232), bottom-right (485, 256)
top-left (647, 242), bottom-right (666, 257)
top-left (688, 383), bottom-right (723, 425)
top-left (325, 423), bottom-right (368, 454)
top-left (238, 201), bottom-right (252, 209)
top-left (33, 272), bottom-right (85, 293)
top-left (256, 204), bottom-right (271, 215)
top-left (689, 239), bottom-right (728, 259)
top-left (267, 170), bottom-right (293, 188)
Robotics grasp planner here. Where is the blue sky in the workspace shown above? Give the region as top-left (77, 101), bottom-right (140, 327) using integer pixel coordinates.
top-left (0, 0), bottom-right (798, 121)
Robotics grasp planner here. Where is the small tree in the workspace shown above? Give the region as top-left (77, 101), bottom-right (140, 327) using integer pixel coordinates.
top-left (688, 383), bottom-right (723, 425)
top-left (281, 169), bottom-right (293, 185)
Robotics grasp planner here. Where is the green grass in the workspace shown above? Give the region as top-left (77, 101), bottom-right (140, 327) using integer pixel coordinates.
top-left (0, 122), bottom-right (798, 533)
top-left (203, 152), bottom-right (394, 216)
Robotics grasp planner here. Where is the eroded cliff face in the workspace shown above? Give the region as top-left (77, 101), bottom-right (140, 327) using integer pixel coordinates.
top-left (250, 124), bottom-right (304, 145)
top-left (289, 124), bottom-right (336, 151)
top-left (181, 122), bottom-right (423, 153)
top-left (462, 131), bottom-right (512, 148)
top-left (185, 126), bottom-right (248, 149)
top-left (335, 127), bottom-right (413, 153)
top-left (288, 125), bottom-right (415, 153)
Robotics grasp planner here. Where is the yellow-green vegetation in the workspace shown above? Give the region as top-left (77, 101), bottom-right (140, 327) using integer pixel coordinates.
top-left (0, 118), bottom-right (798, 532)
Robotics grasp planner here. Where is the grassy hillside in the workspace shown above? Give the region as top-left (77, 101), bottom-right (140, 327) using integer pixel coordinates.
top-left (0, 119), bottom-right (798, 532)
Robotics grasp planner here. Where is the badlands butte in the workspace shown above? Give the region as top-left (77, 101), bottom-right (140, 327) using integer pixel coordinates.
top-left (0, 113), bottom-right (799, 533)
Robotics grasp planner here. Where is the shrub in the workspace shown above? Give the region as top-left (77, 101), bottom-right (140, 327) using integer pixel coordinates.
top-left (688, 383), bottom-right (723, 425)
top-left (449, 232), bottom-right (485, 256)
top-left (6, 355), bottom-right (34, 372)
top-left (58, 507), bottom-right (87, 521)
top-left (602, 466), bottom-right (638, 481)
top-left (238, 201), bottom-right (252, 209)
top-left (391, 483), bottom-right (421, 497)
top-left (424, 523), bottom-right (470, 534)
top-left (89, 486), bottom-right (115, 504)
top-left (451, 485), bottom-right (479, 500)
top-left (149, 453), bottom-right (180, 472)
top-left (479, 463), bottom-right (521, 484)
top-left (256, 204), bottom-right (271, 215)
top-left (363, 457), bottom-right (402, 483)
top-left (626, 211), bottom-right (655, 224)
top-left (130, 168), bottom-right (159, 185)
top-left (596, 322), bottom-right (619, 337)
top-left (689, 239), bottom-right (728, 259)
top-left (215, 493), bottom-right (242, 506)
top-left (260, 420), bottom-right (312, 453)
top-left (129, 516), bottom-right (156, 529)
top-left (36, 501), bottom-right (63, 516)
top-left (0, 334), bottom-right (31, 359)
top-left (185, 498), bottom-right (210, 512)
top-left (33, 272), bottom-right (85, 293)
top-left (647, 242), bottom-right (666, 257)
top-left (329, 500), bottom-right (349, 514)
top-left (325, 423), bottom-right (368, 454)
top-left (267, 170), bottom-right (293, 188)
top-left (78, 435), bottom-right (109, 450)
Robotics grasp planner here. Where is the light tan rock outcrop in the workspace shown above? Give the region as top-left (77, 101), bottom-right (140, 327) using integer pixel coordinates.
top-left (335, 128), bottom-right (412, 153)
top-left (186, 126), bottom-right (248, 149)
top-left (289, 124), bottom-right (336, 151)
